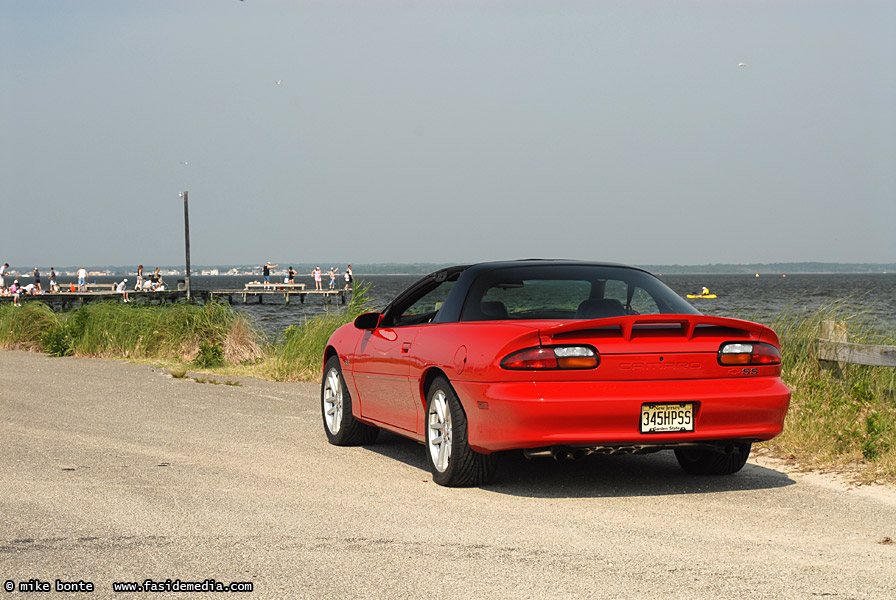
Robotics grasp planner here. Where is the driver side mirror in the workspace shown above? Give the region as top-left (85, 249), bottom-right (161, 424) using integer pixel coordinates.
top-left (354, 312), bottom-right (382, 331)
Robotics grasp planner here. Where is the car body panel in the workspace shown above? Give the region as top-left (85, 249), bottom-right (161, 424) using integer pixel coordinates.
top-left (349, 326), bottom-right (421, 433)
top-left (452, 377), bottom-right (790, 452)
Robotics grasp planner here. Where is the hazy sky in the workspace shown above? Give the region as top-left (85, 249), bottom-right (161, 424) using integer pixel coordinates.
top-left (2, 1), bottom-right (894, 269)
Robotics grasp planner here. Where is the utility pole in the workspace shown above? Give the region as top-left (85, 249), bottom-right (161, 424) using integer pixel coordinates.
top-left (181, 191), bottom-right (191, 301)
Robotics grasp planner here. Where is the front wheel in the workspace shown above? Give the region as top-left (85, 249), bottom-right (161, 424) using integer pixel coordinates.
top-left (426, 377), bottom-right (497, 487)
top-left (674, 443), bottom-right (751, 475)
top-left (321, 355), bottom-right (379, 446)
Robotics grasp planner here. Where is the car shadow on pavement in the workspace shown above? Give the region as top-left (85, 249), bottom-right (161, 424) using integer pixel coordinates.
top-left (365, 431), bottom-right (795, 498)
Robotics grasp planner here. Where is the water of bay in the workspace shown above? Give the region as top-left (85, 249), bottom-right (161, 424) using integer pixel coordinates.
top-left (184, 272), bottom-right (896, 339)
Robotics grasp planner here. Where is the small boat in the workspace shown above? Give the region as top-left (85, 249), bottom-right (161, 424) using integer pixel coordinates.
top-left (686, 294), bottom-right (717, 299)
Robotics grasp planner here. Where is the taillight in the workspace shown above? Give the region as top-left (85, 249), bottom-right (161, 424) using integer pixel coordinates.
top-left (501, 346), bottom-right (599, 370)
top-left (718, 342), bottom-right (782, 366)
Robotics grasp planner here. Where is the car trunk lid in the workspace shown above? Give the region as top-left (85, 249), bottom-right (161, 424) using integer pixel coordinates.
top-left (540, 314), bottom-right (781, 380)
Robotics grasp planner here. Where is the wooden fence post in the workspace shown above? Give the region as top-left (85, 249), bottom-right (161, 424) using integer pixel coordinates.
top-left (819, 320), bottom-right (848, 376)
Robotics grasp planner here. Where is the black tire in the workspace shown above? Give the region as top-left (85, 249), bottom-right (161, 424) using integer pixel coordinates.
top-left (674, 443), bottom-right (751, 475)
top-left (321, 355), bottom-right (379, 446)
top-left (425, 377), bottom-right (497, 487)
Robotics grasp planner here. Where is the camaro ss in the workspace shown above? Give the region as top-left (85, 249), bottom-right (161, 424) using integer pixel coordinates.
top-left (321, 260), bottom-right (791, 487)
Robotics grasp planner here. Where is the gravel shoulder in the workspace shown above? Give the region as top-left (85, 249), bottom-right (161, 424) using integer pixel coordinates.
top-left (2, 350), bottom-right (895, 599)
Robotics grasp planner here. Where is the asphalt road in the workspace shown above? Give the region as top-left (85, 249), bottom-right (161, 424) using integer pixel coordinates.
top-left (1, 350), bottom-right (894, 599)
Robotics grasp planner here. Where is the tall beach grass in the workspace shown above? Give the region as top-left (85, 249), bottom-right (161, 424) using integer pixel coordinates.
top-left (765, 301), bottom-right (896, 482)
top-left (0, 302), bottom-right (60, 351)
top-left (263, 283), bottom-right (374, 381)
top-left (0, 299), bottom-right (264, 365)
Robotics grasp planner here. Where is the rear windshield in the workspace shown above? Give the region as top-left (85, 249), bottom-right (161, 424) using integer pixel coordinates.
top-left (460, 265), bottom-right (698, 321)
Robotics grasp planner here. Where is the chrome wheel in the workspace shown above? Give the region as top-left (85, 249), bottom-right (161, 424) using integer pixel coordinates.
top-left (323, 367), bottom-right (343, 435)
top-left (427, 389), bottom-right (453, 473)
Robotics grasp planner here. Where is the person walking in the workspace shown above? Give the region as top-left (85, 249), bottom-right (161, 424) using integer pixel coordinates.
top-left (343, 264), bottom-right (353, 290)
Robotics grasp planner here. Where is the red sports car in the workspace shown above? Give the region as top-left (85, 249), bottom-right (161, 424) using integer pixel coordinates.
top-left (321, 261), bottom-right (790, 487)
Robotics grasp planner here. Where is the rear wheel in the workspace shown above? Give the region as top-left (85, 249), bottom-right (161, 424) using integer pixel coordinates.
top-left (321, 355), bottom-right (379, 446)
top-left (426, 377), bottom-right (497, 487)
top-left (674, 443), bottom-right (751, 475)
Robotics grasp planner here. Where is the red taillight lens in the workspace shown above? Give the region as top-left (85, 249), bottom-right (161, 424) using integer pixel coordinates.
top-left (501, 346), bottom-right (599, 370)
top-left (718, 342), bottom-right (782, 366)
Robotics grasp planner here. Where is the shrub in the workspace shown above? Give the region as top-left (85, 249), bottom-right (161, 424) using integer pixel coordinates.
top-left (193, 341), bottom-right (225, 369)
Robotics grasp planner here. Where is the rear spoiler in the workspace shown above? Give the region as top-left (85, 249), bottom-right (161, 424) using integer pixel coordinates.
top-left (543, 314), bottom-right (773, 343)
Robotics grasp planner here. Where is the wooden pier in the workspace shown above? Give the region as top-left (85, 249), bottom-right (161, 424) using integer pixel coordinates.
top-left (208, 288), bottom-right (348, 305)
top-left (1, 290), bottom-right (186, 309)
top-left (1, 288), bottom-right (351, 309)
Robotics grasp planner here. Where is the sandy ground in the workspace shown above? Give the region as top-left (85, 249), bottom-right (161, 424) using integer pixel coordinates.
top-left (749, 447), bottom-right (896, 508)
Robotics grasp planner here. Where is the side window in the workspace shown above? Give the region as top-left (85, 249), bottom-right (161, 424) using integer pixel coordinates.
top-left (603, 280), bottom-right (628, 304)
top-left (629, 287), bottom-right (659, 314)
top-left (604, 280), bottom-right (659, 314)
top-left (394, 282), bottom-right (455, 326)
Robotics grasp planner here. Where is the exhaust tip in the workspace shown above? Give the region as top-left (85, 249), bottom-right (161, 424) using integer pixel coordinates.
top-left (551, 447), bottom-right (587, 461)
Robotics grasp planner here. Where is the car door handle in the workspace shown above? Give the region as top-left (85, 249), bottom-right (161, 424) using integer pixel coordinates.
top-left (402, 342), bottom-right (412, 353)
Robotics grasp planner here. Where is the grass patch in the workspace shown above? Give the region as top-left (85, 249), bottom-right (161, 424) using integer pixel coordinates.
top-left (0, 303), bottom-right (61, 351)
top-left (263, 284), bottom-right (374, 381)
top-left (0, 288), bottom-right (372, 383)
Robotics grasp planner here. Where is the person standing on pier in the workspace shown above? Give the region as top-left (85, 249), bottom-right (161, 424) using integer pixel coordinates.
top-left (263, 262), bottom-right (278, 286)
top-left (49, 268), bottom-right (58, 293)
top-left (136, 265), bottom-right (144, 290)
top-left (343, 265), bottom-right (353, 291)
top-left (312, 266), bottom-right (322, 290)
top-left (0, 263), bottom-right (8, 290)
top-left (328, 267), bottom-right (337, 290)
top-left (77, 267), bottom-right (88, 292)
top-left (32, 268), bottom-right (42, 293)
top-left (288, 266), bottom-right (296, 284)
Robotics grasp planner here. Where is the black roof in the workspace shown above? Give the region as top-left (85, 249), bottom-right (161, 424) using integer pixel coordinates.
top-left (380, 259), bottom-right (659, 326)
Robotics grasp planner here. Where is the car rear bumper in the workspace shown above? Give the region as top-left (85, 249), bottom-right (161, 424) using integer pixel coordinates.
top-left (451, 377), bottom-right (791, 453)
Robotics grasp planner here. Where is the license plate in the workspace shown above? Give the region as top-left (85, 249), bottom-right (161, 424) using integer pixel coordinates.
top-left (640, 403), bottom-right (694, 433)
